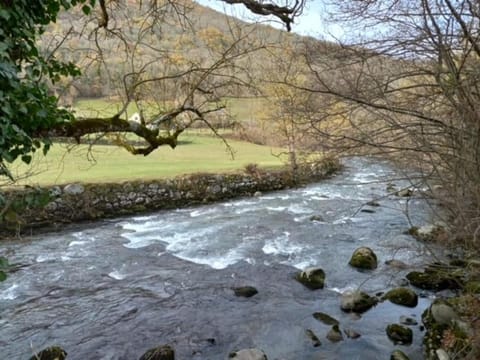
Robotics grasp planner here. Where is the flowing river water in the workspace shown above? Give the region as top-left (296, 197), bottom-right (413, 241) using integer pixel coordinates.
top-left (0, 158), bottom-right (442, 359)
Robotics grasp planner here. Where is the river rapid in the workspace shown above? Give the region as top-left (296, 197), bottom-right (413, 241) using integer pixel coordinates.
top-left (0, 158), bottom-right (441, 359)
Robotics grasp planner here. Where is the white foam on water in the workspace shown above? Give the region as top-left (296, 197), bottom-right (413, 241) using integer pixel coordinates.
top-left (352, 172), bottom-right (379, 183)
top-left (176, 249), bottom-right (244, 270)
top-left (190, 208), bottom-right (218, 218)
top-left (287, 204), bottom-right (311, 215)
top-left (108, 270), bottom-right (127, 280)
top-left (266, 206), bottom-right (287, 212)
top-left (68, 240), bottom-right (87, 247)
top-left (36, 254), bottom-right (56, 263)
top-left (61, 255), bottom-right (72, 261)
top-left (329, 285), bottom-right (356, 294)
top-left (234, 206), bottom-right (257, 215)
top-left (230, 199), bottom-right (257, 207)
top-left (292, 258), bottom-right (317, 270)
top-left (0, 284), bottom-right (19, 300)
top-left (262, 232), bottom-right (302, 257)
top-left (130, 214), bottom-right (156, 222)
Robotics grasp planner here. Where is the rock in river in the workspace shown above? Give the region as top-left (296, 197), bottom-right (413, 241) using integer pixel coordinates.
top-left (313, 312), bottom-right (339, 326)
top-left (229, 348), bottom-right (268, 360)
top-left (139, 345), bottom-right (175, 360)
top-left (305, 329), bottom-right (322, 347)
top-left (341, 290), bottom-right (377, 313)
top-left (390, 349), bottom-right (410, 360)
top-left (349, 247), bottom-right (378, 270)
top-left (232, 286), bottom-right (258, 298)
top-left (29, 346), bottom-right (67, 360)
top-left (383, 287), bottom-right (418, 307)
top-left (326, 325), bottom-right (344, 342)
top-left (386, 324), bottom-right (413, 345)
top-left (296, 267), bottom-right (325, 290)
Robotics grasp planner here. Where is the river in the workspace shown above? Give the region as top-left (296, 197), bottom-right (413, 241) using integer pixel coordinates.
top-left (0, 158), bottom-right (440, 359)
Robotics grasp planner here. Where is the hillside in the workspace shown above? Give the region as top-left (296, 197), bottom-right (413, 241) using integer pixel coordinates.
top-left (41, 0), bottom-right (304, 101)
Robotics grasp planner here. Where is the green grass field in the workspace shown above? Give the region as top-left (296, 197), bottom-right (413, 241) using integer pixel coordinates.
top-left (7, 97), bottom-right (282, 186)
top-left (9, 132), bottom-right (285, 186)
top-left (73, 97), bottom-right (267, 121)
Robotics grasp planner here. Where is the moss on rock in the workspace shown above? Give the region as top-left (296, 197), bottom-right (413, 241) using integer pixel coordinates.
top-left (386, 324), bottom-right (413, 345)
top-left (29, 346), bottom-right (67, 360)
top-left (296, 267), bottom-right (325, 290)
top-left (139, 345), bottom-right (175, 360)
top-left (383, 287), bottom-right (418, 307)
top-left (349, 247), bottom-right (378, 270)
top-left (341, 290), bottom-right (378, 313)
top-left (313, 312), bottom-right (339, 326)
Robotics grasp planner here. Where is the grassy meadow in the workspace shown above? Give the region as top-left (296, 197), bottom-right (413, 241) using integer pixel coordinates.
top-left (9, 132), bottom-right (285, 186)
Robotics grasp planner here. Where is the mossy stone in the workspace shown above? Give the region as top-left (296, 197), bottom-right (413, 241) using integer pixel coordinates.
top-left (313, 312), bottom-right (339, 326)
top-left (139, 345), bottom-right (175, 360)
top-left (383, 287), bottom-right (418, 307)
top-left (305, 329), bottom-right (321, 347)
top-left (386, 324), bottom-right (413, 344)
top-left (229, 348), bottom-right (268, 359)
top-left (341, 291), bottom-right (378, 313)
top-left (232, 286), bottom-right (258, 298)
top-left (29, 346), bottom-right (67, 360)
top-left (296, 267), bottom-right (325, 290)
top-left (465, 281), bottom-right (480, 294)
top-left (326, 324), bottom-right (344, 342)
top-left (406, 270), bottom-right (461, 291)
top-left (349, 247), bottom-right (378, 270)
top-left (390, 350), bottom-right (410, 360)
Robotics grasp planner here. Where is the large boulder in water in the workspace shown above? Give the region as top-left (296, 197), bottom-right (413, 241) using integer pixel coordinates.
top-left (229, 348), bottom-right (268, 360)
top-left (383, 287), bottom-right (418, 307)
top-left (340, 290), bottom-right (377, 313)
top-left (349, 247), bottom-right (378, 270)
top-left (295, 267), bottom-right (325, 290)
top-left (29, 346), bottom-right (67, 360)
top-left (139, 345), bottom-right (175, 360)
top-left (386, 324), bottom-right (413, 345)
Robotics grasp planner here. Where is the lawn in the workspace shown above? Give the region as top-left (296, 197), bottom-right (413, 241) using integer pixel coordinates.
top-left (8, 132), bottom-right (285, 186)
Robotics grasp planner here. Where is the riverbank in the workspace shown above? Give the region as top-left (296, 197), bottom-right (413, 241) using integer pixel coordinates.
top-left (0, 157), bottom-right (340, 237)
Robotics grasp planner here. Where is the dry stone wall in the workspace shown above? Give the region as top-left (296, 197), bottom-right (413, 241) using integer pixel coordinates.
top-left (0, 158), bottom-right (340, 236)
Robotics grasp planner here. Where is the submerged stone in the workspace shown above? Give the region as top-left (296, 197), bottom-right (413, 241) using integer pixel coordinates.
top-left (383, 287), bottom-right (418, 307)
top-left (349, 247), bottom-right (378, 270)
top-left (326, 324), bottom-right (344, 342)
top-left (139, 345), bottom-right (175, 360)
top-left (296, 267), bottom-right (325, 290)
top-left (313, 312), bottom-right (339, 326)
top-left (340, 290), bottom-right (378, 313)
top-left (305, 329), bottom-right (321, 347)
top-left (390, 349), bottom-right (410, 360)
top-left (229, 348), bottom-right (268, 360)
top-left (232, 286), bottom-right (258, 298)
top-left (309, 215), bottom-right (324, 222)
top-left (399, 315), bottom-right (418, 326)
top-left (386, 324), bottom-right (413, 345)
top-left (343, 328), bottom-right (361, 339)
top-left (385, 259), bottom-right (409, 269)
top-left (29, 346), bottom-right (67, 360)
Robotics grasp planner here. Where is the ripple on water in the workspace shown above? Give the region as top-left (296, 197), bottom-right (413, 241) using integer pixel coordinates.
top-left (0, 284), bottom-right (19, 300)
top-left (108, 270), bottom-right (127, 280)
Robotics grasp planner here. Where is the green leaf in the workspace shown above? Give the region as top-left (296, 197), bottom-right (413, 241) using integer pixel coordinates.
top-left (82, 5), bottom-right (91, 15)
top-left (0, 271), bottom-right (6, 282)
top-left (21, 154), bottom-right (32, 164)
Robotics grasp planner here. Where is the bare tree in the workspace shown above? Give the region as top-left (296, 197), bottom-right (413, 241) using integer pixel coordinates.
top-left (275, 0), bottom-right (480, 243)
